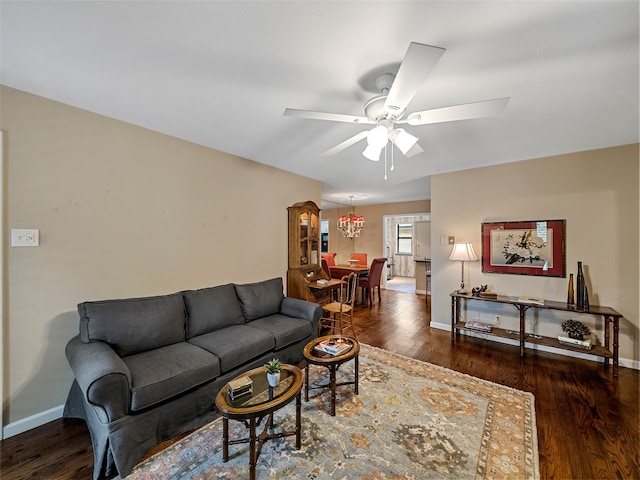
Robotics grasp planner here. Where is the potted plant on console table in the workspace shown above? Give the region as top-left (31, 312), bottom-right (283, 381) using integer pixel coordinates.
top-left (561, 319), bottom-right (591, 340)
top-left (265, 358), bottom-right (281, 387)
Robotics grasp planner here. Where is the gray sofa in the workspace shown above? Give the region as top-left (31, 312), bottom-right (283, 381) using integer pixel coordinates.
top-left (63, 277), bottom-right (321, 479)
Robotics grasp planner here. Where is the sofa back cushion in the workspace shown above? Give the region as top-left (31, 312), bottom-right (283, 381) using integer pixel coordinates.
top-left (183, 283), bottom-right (245, 338)
top-left (234, 277), bottom-right (284, 321)
top-left (78, 293), bottom-right (186, 357)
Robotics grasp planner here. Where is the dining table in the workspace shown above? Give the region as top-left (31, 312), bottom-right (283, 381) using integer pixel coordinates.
top-left (329, 264), bottom-right (369, 279)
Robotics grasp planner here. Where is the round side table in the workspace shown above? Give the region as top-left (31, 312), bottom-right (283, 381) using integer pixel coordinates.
top-left (303, 335), bottom-right (359, 416)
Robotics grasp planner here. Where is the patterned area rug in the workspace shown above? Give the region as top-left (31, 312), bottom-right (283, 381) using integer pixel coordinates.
top-left (127, 344), bottom-right (539, 479)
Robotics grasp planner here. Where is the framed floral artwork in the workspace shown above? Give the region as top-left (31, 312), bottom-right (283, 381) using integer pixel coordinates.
top-left (481, 220), bottom-right (566, 277)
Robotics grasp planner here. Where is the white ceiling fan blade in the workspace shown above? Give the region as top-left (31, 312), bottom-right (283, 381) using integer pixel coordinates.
top-left (403, 97), bottom-right (510, 126)
top-left (383, 42), bottom-right (446, 117)
top-left (322, 131), bottom-right (369, 156)
top-left (283, 108), bottom-right (373, 124)
top-left (405, 142), bottom-right (424, 158)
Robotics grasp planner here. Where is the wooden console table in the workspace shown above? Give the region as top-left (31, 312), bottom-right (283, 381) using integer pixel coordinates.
top-left (450, 292), bottom-right (622, 377)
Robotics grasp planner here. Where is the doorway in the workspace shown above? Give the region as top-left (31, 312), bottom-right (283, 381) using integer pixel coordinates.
top-left (382, 213), bottom-right (430, 293)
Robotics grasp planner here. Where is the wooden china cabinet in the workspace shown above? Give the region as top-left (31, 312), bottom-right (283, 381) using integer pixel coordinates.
top-left (286, 201), bottom-right (333, 304)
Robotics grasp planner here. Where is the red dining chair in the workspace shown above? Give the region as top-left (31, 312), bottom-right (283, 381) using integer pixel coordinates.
top-left (350, 253), bottom-right (367, 268)
top-left (359, 258), bottom-right (387, 305)
top-left (322, 252), bottom-right (337, 267)
top-left (321, 258), bottom-right (332, 279)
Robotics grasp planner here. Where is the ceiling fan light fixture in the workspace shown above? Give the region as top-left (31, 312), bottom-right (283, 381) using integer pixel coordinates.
top-left (362, 144), bottom-right (383, 161)
top-left (366, 125), bottom-right (388, 149)
top-left (389, 128), bottom-right (418, 155)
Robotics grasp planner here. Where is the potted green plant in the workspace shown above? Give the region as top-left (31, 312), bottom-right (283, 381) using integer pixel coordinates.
top-left (561, 319), bottom-right (591, 340)
top-left (265, 358), bottom-right (281, 387)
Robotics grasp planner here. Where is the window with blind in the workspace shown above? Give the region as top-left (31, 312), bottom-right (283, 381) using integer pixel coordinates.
top-left (396, 223), bottom-right (413, 254)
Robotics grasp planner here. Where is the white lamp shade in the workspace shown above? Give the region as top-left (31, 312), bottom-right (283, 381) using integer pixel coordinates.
top-left (362, 144), bottom-right (382, 161)
top-left (366, 125), bottom-right (388, 149)
top-left (449, 242), bottom-right (479, 262)
top-left (389, 128), bottom-right (418, 155)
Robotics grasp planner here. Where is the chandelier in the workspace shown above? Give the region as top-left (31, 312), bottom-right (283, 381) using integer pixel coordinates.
top-left (337, 196), bottom-right (365, 239)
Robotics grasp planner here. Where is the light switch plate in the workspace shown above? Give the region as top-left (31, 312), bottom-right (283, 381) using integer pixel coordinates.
top-left (11, 229), bottom-right (39, 247)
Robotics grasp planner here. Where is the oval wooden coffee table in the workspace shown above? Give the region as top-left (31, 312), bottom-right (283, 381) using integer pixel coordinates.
top-left (215, 364), bottom-right (303, 480)
top-left (303, 335), bottom-right (360, 416)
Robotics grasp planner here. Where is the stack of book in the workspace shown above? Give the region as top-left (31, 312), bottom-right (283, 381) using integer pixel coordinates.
top-left (314, 339), bottom-right (352, 356)
top-left (464, 321), bottom-right (493, 333)
top-left (557, 334), bottom-right (592, 350)
top-left (228, 376), bottom-right (253, 399)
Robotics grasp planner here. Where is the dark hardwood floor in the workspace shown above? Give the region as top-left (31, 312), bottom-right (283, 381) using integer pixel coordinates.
top-left (1, 289), bottom-right (638, 479)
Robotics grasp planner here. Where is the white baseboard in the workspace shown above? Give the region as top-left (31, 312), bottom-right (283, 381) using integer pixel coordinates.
top-left (430, 321), bottom-right (639, 371)
top-left (2, 404), bottom-right (64, 439)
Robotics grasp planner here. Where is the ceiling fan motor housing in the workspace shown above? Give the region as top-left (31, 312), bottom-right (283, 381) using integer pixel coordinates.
top-left (364, 72), bottom-right (407, 124)
top-left (364, 96), bottom-right (404, 124)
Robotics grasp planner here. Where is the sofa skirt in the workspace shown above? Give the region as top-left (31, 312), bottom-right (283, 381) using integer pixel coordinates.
top-left (64, 379), bottom-right (219, 479)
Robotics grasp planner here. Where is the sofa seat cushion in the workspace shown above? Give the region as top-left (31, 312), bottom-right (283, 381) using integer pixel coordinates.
top-left (78, 293), bottom-right (186, 357)
top-left (122, 342), bottom-right (220, 412)
top-left (183, 284), bottom-right (245, 338)
top-left (188, 325), bottom-right (275, 373)
top-left (248, 314), bottom-right (313, 350)
top-left (234, 277), bottom-right (284, 321)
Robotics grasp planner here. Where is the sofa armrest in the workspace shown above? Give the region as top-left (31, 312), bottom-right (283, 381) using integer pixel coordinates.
top-left (280, 296), bottom-right (322, 328)
top-left (65, 335), bottom-right (132, 423)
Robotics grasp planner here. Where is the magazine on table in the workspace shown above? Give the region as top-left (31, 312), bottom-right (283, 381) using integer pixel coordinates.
top-left (314, 339), bottom-right (352, 356)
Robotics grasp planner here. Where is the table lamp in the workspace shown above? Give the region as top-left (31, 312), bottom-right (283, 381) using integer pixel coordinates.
top-left (449, 242), bottom-right (478, 293)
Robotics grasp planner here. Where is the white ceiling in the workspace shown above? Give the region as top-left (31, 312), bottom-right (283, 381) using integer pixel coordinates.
top-left (1, 1), bottom-right (638, 208)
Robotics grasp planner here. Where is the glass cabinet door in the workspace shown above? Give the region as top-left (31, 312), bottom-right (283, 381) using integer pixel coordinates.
top-left (288, 201), bottom-right (321, 269)
top-left (298, 211), bottom-right (319, 266)
top-left (309, 212), bottom-right (318, 265)
top-left (299, 212), bottom-right (309, 265)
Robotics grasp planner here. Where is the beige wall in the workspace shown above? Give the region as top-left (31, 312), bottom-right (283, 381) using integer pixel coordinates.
top-left (0, 86), bottom-right (321, 429)
top-left (431, 144), bottom-right (639, 366)
top-left (322, 200), bottom-right (430, 266)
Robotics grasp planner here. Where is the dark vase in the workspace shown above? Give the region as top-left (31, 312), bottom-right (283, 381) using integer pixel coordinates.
top-left (567, 273), bottom-right (575, 306)
top-left (576, 262), bottom-right (585, 309)
top-left (568, 332), bottom-right (584, 340)
top-left (582, 283), bottom-right (590, 310)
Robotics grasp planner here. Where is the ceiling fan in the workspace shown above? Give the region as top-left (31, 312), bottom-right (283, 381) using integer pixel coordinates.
top-left (284, 42), bottom-right (509, 165)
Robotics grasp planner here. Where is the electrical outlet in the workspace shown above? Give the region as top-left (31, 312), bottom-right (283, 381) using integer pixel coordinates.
top-left (11, 228), bottom-right (40, 247)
